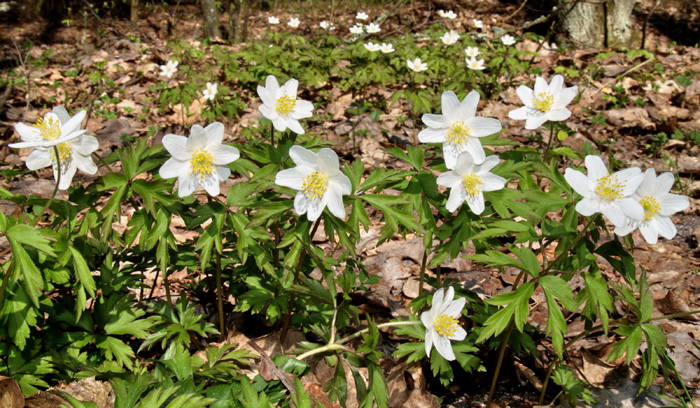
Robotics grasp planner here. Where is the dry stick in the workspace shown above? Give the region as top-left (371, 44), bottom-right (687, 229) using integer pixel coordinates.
top-left (590, 58), bottom-right (653, 98)
top-left (640, 0), bottom-right (662, 50)
top-left (248, 339), bottom-right (298, 408)
top-left (504, 0), bottom-right (529, 22)
top-left (12, 38), bottom-right (30, 123)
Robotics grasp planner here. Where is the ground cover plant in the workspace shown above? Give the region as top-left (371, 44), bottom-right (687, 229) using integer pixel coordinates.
top-left (1, 0), bottom-right (700, 407)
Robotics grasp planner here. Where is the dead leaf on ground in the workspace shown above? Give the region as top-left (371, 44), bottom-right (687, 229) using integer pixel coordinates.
top-left (0, 376), bottom-right (24, 408)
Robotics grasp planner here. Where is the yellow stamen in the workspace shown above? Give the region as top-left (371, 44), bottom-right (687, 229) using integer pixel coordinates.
top-left (462, 173), bottom-right (484, 197)
top-left (640, 195), bottom-right (660, 221)
top-left (35, 116), bottom-right (61, 140)
top-left (533, 91), bottom-right (554, 112)
top-left (190, 148), bottom-right (215, 181)
top-left (434, 314), bottom-right (459, 337)
top-left (446, 121), bottom-right (471, 149)
top-left (595, 174), bottom-right (625, 201)
top-left (276, 94), bottom-right (296, 115)
top-left (302, 171), bottom-right (329, 202)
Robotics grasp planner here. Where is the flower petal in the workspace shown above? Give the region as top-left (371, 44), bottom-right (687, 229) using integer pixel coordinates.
top-left (59, 110), bottom-right (86, 137)
top-left (446, 186), bottom-right (465, 213)
top-left (317, 149), bottom-right (340, 173)
top-left (639, 221), bottom-right (660, 244)
top-left (508, 106), bottom-right (529, 120)
top-left (546, 108), bottom-right (571, 122)
top-left (422, 113), bottom-right (448, 129)
top-left (585, 155), bottom-right (608, 181)
top-left (332, 173), bottom-right (352, 195)
top-left (211, 144), bottom-right (240, 165)
top-left (436, 171), bottom-right (461, 188)
top-left (160, 158), bottom-right (186, 179)
top-left (533, 77), bottom-right (549, 95)
top-left (178, 173), bottom-right (199, 197)
top-left (276, 167), bottom-right (309, 190)
top-left (25, 150), bottom-right (52, 170)
top-left (480, 173), bottom-right (506, 191)
top-left (443, 296), bottom-right (465, 317)
top-left (515, 85), bottom-right (534, 106)
top-left (655, 216), bottom-right (677, 240)
top-left (466, 191), bottom-right (485, 214)
top-left (555, 86), bottom-right (578, 108)
top-left (204, 122), bottom-right (225, 146)
top-left (441, 91), bottom-right (461, 121)
top-left (418, 127), bottom-right (447, 143)
top-left (461, 90), bottom-right (480, 119)
top-left (289, 145), bottom-right (318, 168)
top-left (466, 117), bottom-right (502, 137)
top-left (434, 335), bottom-right (456, 361)
top-left (187, 125), bottom-right (208, 150)
top-left (217, 165), bottom-right (231, 181)
top-left (424, 326), bottom-right (434, 357)
top-left (575, 199), bottom-right (599, 216)
top-left (326, 187), bottom-right (346, 219)
top-left (74, 135), bottom-right (99, 156)
top-left (74, 152), bottom-right (97, 175)
top-left (659, 194), bottom-right (689, 216)
top-left (162, 134), bottom-right (190, 161)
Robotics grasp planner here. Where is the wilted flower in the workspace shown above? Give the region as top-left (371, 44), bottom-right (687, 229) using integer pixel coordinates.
top-left (614, 169), bottom-right (689, 244)
top-left (437, 152), bottom-right (505, 214)
top-left (421, 286), bottom-right (466, 361)
top-left (501, 34), bottom-right (516, 46)
top-left (288, 17), bottom-right (300, 28)
top-left (9, 107), bottom-right (98, 190)
top-left (418, 90), bottom-right (501, 168)
top-left (257, 75), bottom-right (314, 134)
top-left (380, 43), bottom-right (395, 53)
top-left (464, 46), bottom-right (479, 58)
top-left (365, 22), bottom-right (380, 33)
top-left (407, 58), bottom-right (428, 72)
top-left (202, 82), bottom-right (218, 101)
top-left (350, 24), bottom-right (364, 35)
top-left (440, 30), bottom-right (460, 45)
top-left (160, 122), bottom-right (239, 197)
top-left (564, 155), bottom-right (644, 228)
top-left (473, 19), bottom-right (483, 28)
top-left (508, 75), bottom-right (578, 130)
top-left (320, 21), bottom-right (335, 31)
top-left (159, 60), bottom-right (178, 78)
top-left (356, 11), bottom-right (368, 20)
top-left (275, 145), bottom-right (352, 222)
top-left (268, 16), bottom-right (280, 24)
top-left (466, 56), bottom-right (485, 70)
top-left (364, 41), bottom-right (381, 52)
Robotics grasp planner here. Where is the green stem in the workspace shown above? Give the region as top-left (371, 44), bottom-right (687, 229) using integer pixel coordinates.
top-left (270, 121), bottom-right (274, 147)
top-left (296, 343), bottom-right (355, 361)
top-left (486, 320), bottom-right (516, 407)
top-left (418, 246), bottom-right (428, 295)
top-left (542, 123), bottom-right (556, 162)
top-left (280, 218), bottom-right (322, 344)
top-left (32, 146), bottom-right (62, 227)
top-left (542, 214), bottom-right (600, 276)
top-left (0, 260), bottom-right (14, 313)
top-left (216, 250), bottom-right (226, 341)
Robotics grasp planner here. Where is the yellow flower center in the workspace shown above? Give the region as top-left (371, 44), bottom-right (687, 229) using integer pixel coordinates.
top-left (533, 91), bottom-right (554, 112)
top-left (35, 116), bottom-right (61, 141)
top-left (434, 314), bottom-right (459, 337)
top-left (190, 148), bottom-right (215, 181)
top-left (302, 171), bottom-right (329, 202)
top-left (446, 121), bottom-right (471, 149)
top-left (595, 174), bottom-right (625, 201)
top-left (640, 195), bottom-right (661, 221)
top-left (462, 173), bottom-right (484, 197)
top-left (276, 94), bottom-right (296, 115)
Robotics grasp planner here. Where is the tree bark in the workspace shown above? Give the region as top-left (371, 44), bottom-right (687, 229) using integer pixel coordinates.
top-left (131, 0), bottom-right (139, 23)
top-left (558, 0), bottom-right (636, 48)
top-left (201, 0), bottom-right (222, 39)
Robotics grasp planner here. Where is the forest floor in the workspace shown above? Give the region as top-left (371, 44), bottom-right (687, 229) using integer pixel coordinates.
top-left (1, 0), bottom-right (700, 407)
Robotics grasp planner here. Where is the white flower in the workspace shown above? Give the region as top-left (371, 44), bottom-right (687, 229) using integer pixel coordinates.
top-left (440, 30), bottom-right (460, 45)
top-left (380, 43), bottom-right (394, 53)
top-left (421, 286), bottom-right (466, 361)
top-left (501, 34), bottom-right (516, 46)
top-left (159, 122), bottom-right (239, 197)
top-left (350, 24), bottom-right (364, 35)
top-left (439, 10), bottom-right (457, 19)
top-left (275, 146), bottom-right (352, 221)
top-left (10, 107), bottom-right (98, 190)
top-left (356, 11), bottom-right (368, 20)
top-left (464, 46), bottom-right (480, 58)
top-left (268, 16), bottom-right (280, 24)
top-left (614, 169), bottom-right (689, 244)
top-left (288, 17), bottom-right (300, 28)
top-left (473, 19), bottom-right (483, 28)
top-left (364, 41), bottom-right (381, 52)
top-left (466, 56), bottom-right (485, 70)
top-left (418, 90), bottom-right (501, 168)
top-left (365, 22), bottom-right (380, 33)
top-left (202, 82), bottom-right (218, 101)
top-left (407, 58), bottom-right (428, 72)
top-left (159, 60), bottom-right (178, 78)
top-left (508, 75), bottom-right (578, 130)
top-left (257, 75), bottom-right (314, 134)
top-left (564, 155), bottom-right (644, 228)
top-left (320, 21), bottom-right (335, 31)
top-left (437, 152), bottom-right (506, 214)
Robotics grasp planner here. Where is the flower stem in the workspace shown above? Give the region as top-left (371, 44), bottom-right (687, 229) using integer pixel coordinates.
top-left (542, 123), bottom-right (556, 162)
top-left (32, 146), bottom-right (62, 227)
top-left (270, 121), bottom-right (274, 147)
top-left (0, 260), bottom-right (14, 312)
top-left (280, 218), bottom-right (322, 344)
top-left (418, 244), bottom-right (428, 295)
top-left (486, 319), bottom-right (516, 407)
top-left (216, 250), bottom-right (226, 341)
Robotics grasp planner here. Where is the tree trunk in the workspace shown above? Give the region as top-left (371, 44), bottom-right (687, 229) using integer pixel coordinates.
top-left (131, 0), bottom-right (139, 23)
top-left (558, 0), bottom-right (636, 48)
top-left (200, 0), bottom-right (222, 39)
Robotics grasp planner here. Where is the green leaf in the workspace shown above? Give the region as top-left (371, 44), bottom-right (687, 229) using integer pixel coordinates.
top-left (324, 360), bottom-right (347, 406)
top-left (479, 282), bottom-right (535, 342)
top-left (68, 247), bottom-right (96, 298)
top-left (6, 224), bottom-right (55, 256)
